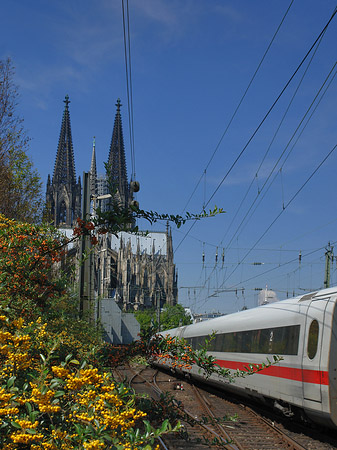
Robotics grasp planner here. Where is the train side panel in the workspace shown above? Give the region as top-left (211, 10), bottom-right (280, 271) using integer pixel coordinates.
top-left (298, 297), bottom-right (330, 425)
top-left (328, 298), bottom-right (337, 427)
top-left (155, 289), bottom-right (337, 429)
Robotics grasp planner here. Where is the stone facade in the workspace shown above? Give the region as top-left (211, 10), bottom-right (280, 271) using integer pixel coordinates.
top-left (94, 231), bottom-right (178, 311)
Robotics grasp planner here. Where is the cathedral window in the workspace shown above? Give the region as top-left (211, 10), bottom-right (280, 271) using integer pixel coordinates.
top-left (59, 200), bottom-right (67, 224)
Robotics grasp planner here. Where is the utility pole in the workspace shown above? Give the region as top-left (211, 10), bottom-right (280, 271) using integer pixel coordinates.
top-left (79, 172), bottom-right (92, 319)
top-left (324, 243), bottom-right (334, 289)
top-left (156, 291), bottom-right (161, 332)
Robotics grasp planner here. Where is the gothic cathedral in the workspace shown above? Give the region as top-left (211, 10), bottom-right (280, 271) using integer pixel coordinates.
top-left (46, 96), bottom-right (178, 311)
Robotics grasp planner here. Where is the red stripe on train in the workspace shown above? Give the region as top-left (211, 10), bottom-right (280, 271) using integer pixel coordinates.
top-left (215, 359), bottom-right (329, 385)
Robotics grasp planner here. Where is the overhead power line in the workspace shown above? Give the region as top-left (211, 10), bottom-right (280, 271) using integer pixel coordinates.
top-left (193, 239), bottom-right (337, 309)
top-left (219, 141), bottom-right (337, 289)
top-left (181, 0), bottom-right (295, 214)
top-left (121, 0), bottom-right (136, 180)
top-left (175, 6), bottom-right (337, 253)
top-left (227, 239), bottom-right (337, 290)
top-left (235, 66), bottom-right (337, 243)
top-left (223, 62), bottom-right (337, 253)
top-left (220, 29), bottom-right (328, 248)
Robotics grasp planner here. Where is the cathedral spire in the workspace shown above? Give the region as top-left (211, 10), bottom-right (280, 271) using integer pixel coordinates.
top-left (46, 95), bottom-right (81, 227)
top-left (107, 99), bottom-right (129, 209)
top-left (52, 95), bottom-right (76, 185)
top-left (90, 137), bottom-right (97, 197)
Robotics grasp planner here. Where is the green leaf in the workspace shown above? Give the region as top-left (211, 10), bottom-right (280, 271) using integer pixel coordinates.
top-left (160, 419), bottom-right (170, 433)
top-left (54, 390), bottom-right (65, 398)
top-left (7, 376), bottom-right (16, 388)
top-left (26, 429), bottom-right (37, 435)
top-left (70, 359), bottom-right (80, 365)
top-left (80, 361), bottom-right (87, 369)
top-left (25, 402), bottom-right (32, 414)
top-left (143, 420), bottom-right (152, 435)
top-left (50, 379), bottom-right (62, 389)
top-left (65, 354), bottom-right (73, 363)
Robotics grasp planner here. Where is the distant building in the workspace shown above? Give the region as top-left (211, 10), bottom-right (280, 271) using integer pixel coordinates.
top-left (46, 96), bottom-right (178, 314)
top-left (193, 312), bottom-right (224, 323)
top-left (258, 287), bottom-right (278, 306)
top-left (183, 307), bottom-right (194, 322)
top-left (95, 230), bottom-right (177, 311)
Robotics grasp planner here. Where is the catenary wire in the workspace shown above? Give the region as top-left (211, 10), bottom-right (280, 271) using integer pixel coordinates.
top-left (192, 130), bottom-right (337, 305)
top-left (220, 29), bottom-right (327, 247)
top-left (234, 66), bottom-right (337, 243)
top-left (126, 0), bottom-right (136, 179)
top-left (227, 240), bottom-right (337, 290)
top-left (194, 240), bottom-right (337, 310)
top-left (219, 141), bottom-right (337, 289)
top-left (174, 214), bottom-right (337, 251)
top-left (175, 7), bottom-right (337, 253)
top-left (223, 62), bottom-right (337, 253)
top-left (121, 0), bottom-right (136, 180)
top-left (181, 0), bottom-right (294, 214)
top-left (173, 61), bottom-right (336, 261)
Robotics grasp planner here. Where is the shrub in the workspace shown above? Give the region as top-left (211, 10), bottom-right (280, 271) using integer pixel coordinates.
top-left (0, 214), bottom-right (68, 319)
top-left (0, 314), bottom-right (177, 449)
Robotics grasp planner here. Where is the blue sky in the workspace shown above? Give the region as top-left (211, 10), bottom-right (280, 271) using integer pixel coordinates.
top-left (2, 0), bottom-right (337, 314)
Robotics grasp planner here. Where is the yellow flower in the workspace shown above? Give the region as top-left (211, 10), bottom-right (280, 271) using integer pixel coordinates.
top-left (51, 365), bottom-right (69, 378)
top-left (11, 431), bottom-right (44, 444)
top-left (83, 440), bottom-right (105, 450)
top-left (16, 419), bottom-right (38, 429)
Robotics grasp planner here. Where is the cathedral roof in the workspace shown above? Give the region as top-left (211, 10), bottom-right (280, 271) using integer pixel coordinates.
top-left (52, 95), bottom-right (76, 185)
top-left (110, 232), bottom-right (168, 256)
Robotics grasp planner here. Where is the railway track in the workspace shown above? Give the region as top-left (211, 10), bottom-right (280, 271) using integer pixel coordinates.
top-left (116, 364), bottom-right (237, 448)
top-left (113, 364), bottom-right (337, 450)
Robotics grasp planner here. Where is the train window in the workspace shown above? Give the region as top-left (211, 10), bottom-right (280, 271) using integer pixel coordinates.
top-left (307, 320), bottom-right (319, 359)
top-left (188, 324), bottom-right (300, 355)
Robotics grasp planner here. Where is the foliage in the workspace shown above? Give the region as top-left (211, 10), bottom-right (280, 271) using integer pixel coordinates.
top-left (149, 333), bottom-right (283, 381)
top-left (135, 304), bottom-right (192, 334)
top-left (101, 332), bottom-right (281, 447)
top-left (0, 214), bottom-right (177, 447)
top-left (0, 314), bottom-right (177, 450)
top-left (0, 58), bottom-right (43, 222)
top-left (0, 213), bottom-right (104, 361)
top-left (73, 202), bottom-right (224, 244)
top-left (100, 328), bottom-right (282, 383)
top-left (43, 293), bottom-right (104, 362)
top-left (97, 338), bottom-right (149, 370)
top-left (0, 214), bottom-right (68, 319)
top-left (137, 391), bottom-right (236, 448)
top-left (134, 309), bottom-right (155, 335)
top-left (160, 304), bottom-right (192, 330)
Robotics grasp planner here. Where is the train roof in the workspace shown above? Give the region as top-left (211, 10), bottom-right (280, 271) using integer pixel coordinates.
top-left (161, 287), bottom-right (337, 337)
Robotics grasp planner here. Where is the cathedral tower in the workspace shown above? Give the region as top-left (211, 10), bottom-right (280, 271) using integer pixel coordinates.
top-left (106, 99), bottom-right (130, 209)
top-left (46, 95), bottom-right (81, 227)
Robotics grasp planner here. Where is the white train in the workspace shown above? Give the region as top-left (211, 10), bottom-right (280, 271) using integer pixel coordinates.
top-left (155, 287), bottom-right (337, 429)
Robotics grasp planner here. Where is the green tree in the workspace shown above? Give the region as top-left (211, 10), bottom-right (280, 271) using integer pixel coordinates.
top-left (135, 304), bottom-right (192, 334)
top-left (0, 58), bottom-right (43, 222)
top-left (134, 308), bottom-right (156, 332)
top-left (160, 303), bottom-right (192, 330)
